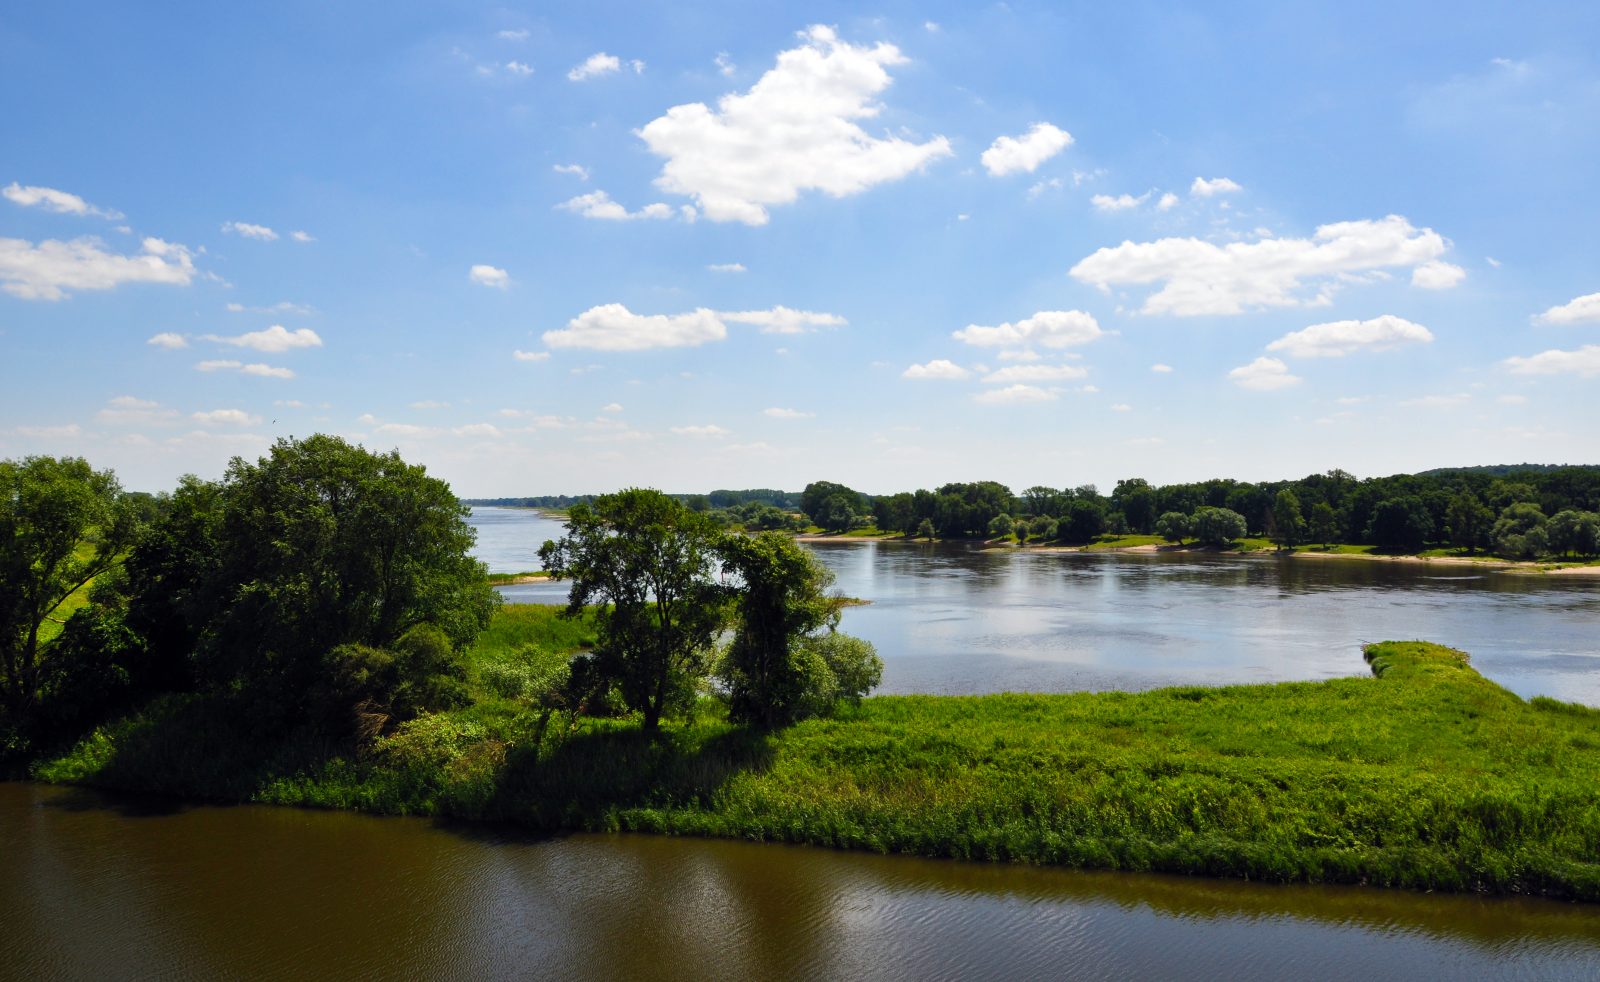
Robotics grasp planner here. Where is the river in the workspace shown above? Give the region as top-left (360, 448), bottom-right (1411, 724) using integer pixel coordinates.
top-left (4, 783), bottom-right (1598, 980)
top-left (472, 506), bottom-right (1600, 706)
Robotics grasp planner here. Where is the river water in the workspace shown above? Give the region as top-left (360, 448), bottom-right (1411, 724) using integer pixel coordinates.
top-left (473, 507), bottom-right (1600, 706)
top-left (4, 783), bottom-right (1597, 980)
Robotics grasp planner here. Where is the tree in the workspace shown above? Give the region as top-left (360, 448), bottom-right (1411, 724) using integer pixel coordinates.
top-left (801, 481), bottom-right (865, 527)
top-left (915, 518), bottom-right (935, 541)
top-left (1309, 502), bottom-right (1338, 548)
top-left (1269, 489), bottom-right (1306, 550)
top-left (1033, 517), bottom-right (1058, 542)
top-left (987, 514), bottom-right (1014, 539)
top-left (540, 489), bottom-right (726, 735)
top-left (1, 457), bottom-right (140, 715)
top-left (1060, 498), bottom-right (1106, 543)
top-left (1366, 497), bottom-right (1434, 552)
top-left (813, 493), bottom-right (861, 532)
top-left (1492, 503), bottom-right (1549, 559)
top-left (1155, 511), bottom-right (1190, 545)
top-left (1444, 492), bottom-right (1493, 554)
top-left (1545, 510), bottom-right (1600, 558)
top-left (1191, 507), bottom-right (1247, 546)
top-left (1112, 479), bottom-right (1157, 534)
top-left (717, 532), bottom-right (876, 727)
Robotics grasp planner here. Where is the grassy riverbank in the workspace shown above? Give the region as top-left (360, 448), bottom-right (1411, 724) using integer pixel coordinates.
top-left (32, 607), bottom-right (1600, 901)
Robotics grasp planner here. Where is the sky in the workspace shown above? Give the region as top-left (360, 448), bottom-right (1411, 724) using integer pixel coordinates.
top-left (3, 1), bottom-right (1598, 497)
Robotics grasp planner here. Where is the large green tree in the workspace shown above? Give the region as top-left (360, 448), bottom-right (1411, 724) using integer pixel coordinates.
top-left (1, 457), bottom-right (140, 714)
top-left (540, 489), bottom-right (726, 735)
top-left (1269, 489), bottom-right (1306, 550)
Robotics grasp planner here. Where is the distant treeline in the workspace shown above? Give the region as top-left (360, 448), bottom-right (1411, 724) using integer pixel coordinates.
top-left (799, 466), bottom-right (1600, 556)
top-left (466, 488), bottom-right (801, 511)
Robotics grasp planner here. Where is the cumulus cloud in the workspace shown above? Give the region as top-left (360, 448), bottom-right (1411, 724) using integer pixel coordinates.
top-left (200, 325), bottom-right (323, 353)
top-left (1151, 363), bottom-right (1174, 373)
top-left (146, 332), bottom-right (188, 349)
top-left (498, 29), bottom-right (529, 41)
top-left (96, 396), bottom-right (179, 425)
top-left (973, 384), bottom-right (1058, 405)
top-left (410, 400), bottom-right (449, 410)
top-left (469, 264), bottom-right (510, 288)
top-left (1069, 216), bottom-right (1450, 316)
top-left (1535, 291), bottom-right (1600, 325)
top-left (636, 25), bottom-right (952, 225)
top-left (1411, 260), bottom-right (1466, 289)
top-left (0, 235), bottom-right (196, 300)
top-left (543, 303), bottom-right (726, 351)
top-left (195, 359), bottom-right (294, 379)
top-left (558, 190), bottom-right (675, 221)
top-left (671, 424), bottom-right (730, 437)
top-left (720, 306), bottom-right (845, 334)
top-left (192, 408), bottom-right (261, 426)
top-left (453, 423), bottom-right (502, 438)
top-left (505, 61), bottom-right (534, 76)
top-left (1228, 357), bottom-right (1300, 390)
top-left (1266, 315), bottom-right (1434, 358)
top-left (1157, 192), bottom-right (1179, 211)
top-left (1503, 344), bottom-right (1600, 378)
top-left (3, 182), bottom-right (122, 219)
top-left (512, 350), bottom-right (551, 362)
top-left (707, 262), bottom-right (746, 273)
top-left (221, 221), bottom-right (278, 241)
top-left (568, 52), bottom-right (621, 81)
top-left (981, 123), bottom-right (1073, 177)
top-left (981, 363), bottom-right (1087, 384)
top-left (553, 163), bottom-right (590, 180)
top-left (1090, 191), bottom-right (1150, 212)
top-left (291, 230), bottom-right (315, 243)
top-left (764, 407), bottom-right (815, 418)
top-left (952, 310), bottom-right (1102, 349)
top-left (1190, 176), bottom-right (1242, 197)
top-left (902, 359), bottom-right (970, 380)
top-left (601, 403), bottom-right (623, 413)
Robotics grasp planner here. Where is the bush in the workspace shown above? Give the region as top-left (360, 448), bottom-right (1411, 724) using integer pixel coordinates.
top-left (1492, 503), bottom-right (1548, 559)
top-left (1191, 507), bottom-right (1247, 546)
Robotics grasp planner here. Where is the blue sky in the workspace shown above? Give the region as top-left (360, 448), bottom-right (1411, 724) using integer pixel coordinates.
top-left (3, 1), bottom-right (1597, 495)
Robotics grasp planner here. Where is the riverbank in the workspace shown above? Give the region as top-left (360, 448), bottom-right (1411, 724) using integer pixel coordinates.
top-left (29, 605), bottom-right (1600, 902)
top-left (1000, 539), bottom-right (1600, 576)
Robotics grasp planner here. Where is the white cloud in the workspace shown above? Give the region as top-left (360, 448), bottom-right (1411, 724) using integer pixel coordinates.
top-left (707, 262), bottom-right (746, 273)
top-left (1110, 403), bottom-right (1132, 412)
top-left (274, 399), bottom-right (305, 408)
top-left (1027, 178), bottom-right (1064, 198)
top-left (410, 400), bottom-right (449, 410)
top-left (974, 384), bottom-right (1058, 405)
top-left (714, 52), bottom-right (736, 76)
top-left (1191, 176), bottom-right (1242, 197)
top-left (671, 424), bottom-right (730, 438)
top-left (764, 407), bottom-right (815, 418)
top-left (226, 300), bottom-right (314, 316)
top-left (512, 350), bottom-right (551, 362)
top-left (96, 396), bottom-right (178, 425)
top-left (558, 190), bottom-right (675, 221)
top-left (997, 348), bottom-right (1041, 362)
top-left (0, 235), bottom-right (196, 300)
top-left (221, 221), bottom-right (278, 241)
top-left (1228, 356), bottom-right (1301, 391)
top-left (1150, 363), bottom-right (1174, 373)
top-left (1411, 260), bottom-right (1466, 289)
top-left (601, 402), bottom-right (624, 413)
top-left (453, 423), bottom-right (502, 438)
top-left (1069, 216), bottom-right (1450, 316)
top-left (469, 264), bottom-right (510, 288)
top-left (1535, 291), bottom-right (1600, 325)
top-left (505, 61), bottom-right (534, 76)
top-left (13, 423), bottom-right (83, 440)
top-left (553, 163), bottom-right (590, 180)
top-left (498, 29), bottom-right (529, 41)
top-left (195, 359), bottom-right (294, 379)
top-left (200, 324), bottom-right (323, 353)
top-left (1503, 344), bottom-right (1600, 378)
top-left (981, 123), bottom-right (1073, 177)
top-left (1496, 394), bottom-right (1529, 405)
top-left (192, 408), bottom-right (261, 426)
top-left (953, 309), bottom-right (1102, 348)
top-left (290, 230), bottom-right (314, 243)
top-left (1157, 192), bottom-right (1179, 211)
top-left (543, 303), bottom-right (726, 351)
top-left (568, 52), bottom-right (621, 81)
top-left (3, 182), bottom-right (122, 219)
top-left (1091, 191), bottom-right (1150, 212)
top-left (1400, 393), bottom-right (1471, 409)
top-left (146, 332), bottom-right (188, 349)
top-left (981, 363), bottom-right (1087, 384)
top-left (1266, 315), bottom-right (1434, 358)
top-left (374, 423), bottom-right (435, 439)
top-left (720, 306), bottom-right (845, 334)
top-left (902, 359), bottom-right (970, 380)
top-left (637, 25), bottom-right (952, 225)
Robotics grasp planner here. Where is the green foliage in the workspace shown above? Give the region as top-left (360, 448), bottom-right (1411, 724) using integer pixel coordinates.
top-left (1445, 492), bottom-right (1494, 554)
top-left (1191, 507), bottom-right (1247, 546)
top-left (1308, 502), bottom-right (1338, 548)
top-left (1493, 503), bottom-right (1549, 559)
top-left (1059, 498), bottom-right (1106, 543)
top-left (1367, 497), bottom-right (1434, 551)
top-left (801, 481), bottom-right (867, 531)
top-left (1544, 510), bottom-right (1600, 558)
top-left (916, 518), bottom-right (936, 541)
top-left (539, 489), bottom-right (727, 734)
top-left (1269, 489), bottom-right (1306, 549)
top-left (987, 513), bottom-right (1014, 538)
top-left (1154, 511), bottom-right (1190, 544)
top-left (1, 456), bottom-right (141, 716)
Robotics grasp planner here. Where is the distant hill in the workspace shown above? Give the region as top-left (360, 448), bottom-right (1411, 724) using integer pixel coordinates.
top-left (1416, 464), bottom-right (1593, 478)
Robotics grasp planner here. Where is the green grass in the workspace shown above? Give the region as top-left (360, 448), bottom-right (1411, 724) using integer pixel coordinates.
top-left (1084, 534), bottom-right (1165, 550)
top-left (459, 603), bottom-right (597, 688)
top-left (484, 570), bottom-right (549, 585)
top-left (36, 542), bottom-right (110, 646)
top-left (32, 613), bottom-right (1600, 901)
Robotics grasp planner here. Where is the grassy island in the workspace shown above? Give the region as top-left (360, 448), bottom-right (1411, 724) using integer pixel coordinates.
top-left (35, 606), bottom-right (1600, 902)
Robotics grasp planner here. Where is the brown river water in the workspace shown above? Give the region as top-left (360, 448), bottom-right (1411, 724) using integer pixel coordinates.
top-left (3, 783), bottom-right (1597, 980)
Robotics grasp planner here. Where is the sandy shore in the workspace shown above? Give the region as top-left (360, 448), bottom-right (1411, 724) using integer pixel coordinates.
top-left (1018, 541), bottom-right (1600, 576)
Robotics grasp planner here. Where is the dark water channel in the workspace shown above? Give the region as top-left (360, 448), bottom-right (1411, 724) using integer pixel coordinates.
top-left (475, 508), bottom-right (1600, 706)
top-left (5, 783), bottom-right (1597, 981)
